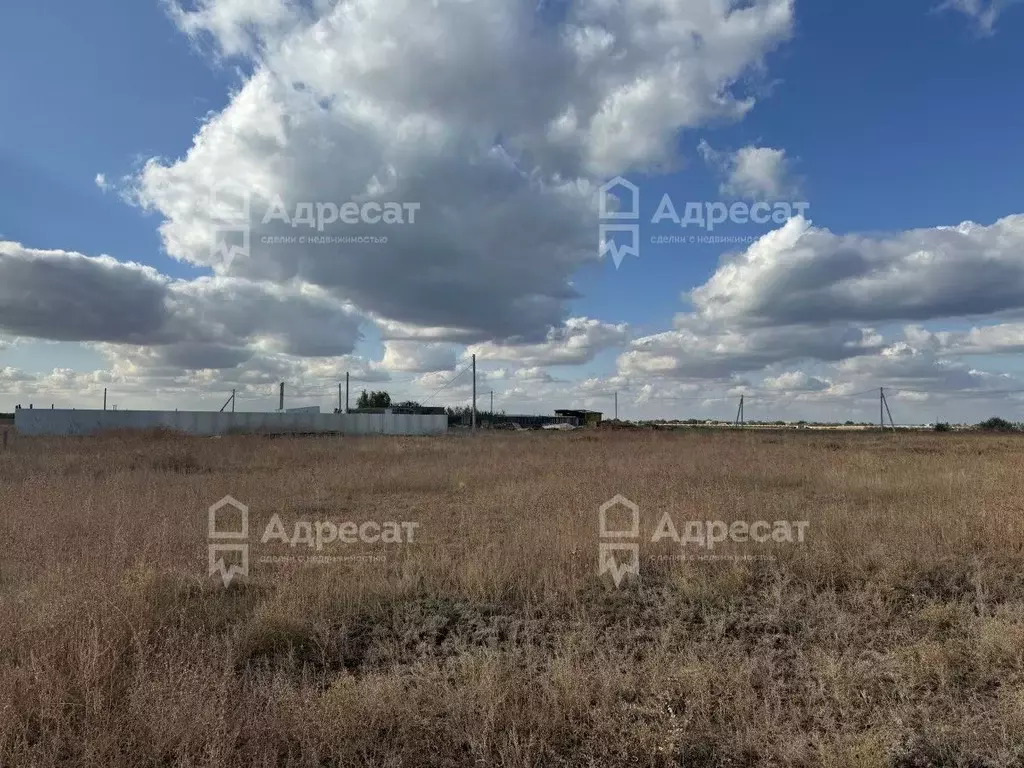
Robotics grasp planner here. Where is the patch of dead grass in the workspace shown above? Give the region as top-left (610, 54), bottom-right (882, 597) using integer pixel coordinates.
top-left (2, 429), bottom-right (1024, 766)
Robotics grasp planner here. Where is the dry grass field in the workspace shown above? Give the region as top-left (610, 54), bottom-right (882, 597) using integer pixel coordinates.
top-left (2, 428), bottom-right (1024, 767)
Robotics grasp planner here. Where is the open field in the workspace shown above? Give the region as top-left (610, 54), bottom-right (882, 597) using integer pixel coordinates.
top-left (2, 429), bottom-right (1024, 767)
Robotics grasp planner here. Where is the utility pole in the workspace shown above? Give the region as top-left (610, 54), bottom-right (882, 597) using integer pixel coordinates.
top-left (279, 382), bottom-right (285, 412)
top-left (103, 388), bottom-right (107, 411)
top-left (880, 387), bottom-right (884, 430)
top-left (490, 389), bottom-right (493, 415)
top-left (881, 387), bottom-right (895, 431)
top-left (614, 391), bottom-right (618, 421)
top-left (338, 383), bottom-right (342, 413)
top-left (471, 354), bottom-right (477, 431)
top-left (735, 395), bottom-right (745, 426)
top-left (231, 389), bottom-right (235, 413)
top-left (345, 372), bottom-right (350, 413)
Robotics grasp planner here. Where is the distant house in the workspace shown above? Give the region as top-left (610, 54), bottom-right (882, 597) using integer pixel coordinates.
top-left (554, 409), bottom-right (603, 427)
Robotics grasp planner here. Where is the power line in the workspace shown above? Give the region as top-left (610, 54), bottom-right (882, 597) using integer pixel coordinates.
top-left (643, 388), bottom-right (878, 404)
top-left (746, 389), bottom-right (880, 400)
top-left (165, 380), bottom-right (1024, 426)
top-left (889, 386), bottom-right (1024, 397)
top-left (348, 375), bottom-right (422, 385)
top-left (423, 361), bottom-right (475, 404)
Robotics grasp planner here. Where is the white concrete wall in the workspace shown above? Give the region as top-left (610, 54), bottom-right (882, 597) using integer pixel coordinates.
top-left (14, 409), bottom-right (448, 437)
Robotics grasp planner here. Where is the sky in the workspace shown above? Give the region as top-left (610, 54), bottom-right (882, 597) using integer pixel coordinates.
top-left (2, 0), bottom-right (1024, 424)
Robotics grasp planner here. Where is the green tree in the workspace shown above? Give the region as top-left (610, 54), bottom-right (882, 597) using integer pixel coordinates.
top-left (356, 390), bottom-right (392, 408)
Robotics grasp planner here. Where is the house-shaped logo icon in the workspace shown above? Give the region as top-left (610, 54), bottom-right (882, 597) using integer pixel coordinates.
top-left (207, 495), bottom-right (249, 587)
top-left (598, 177), bottom-right (640, 269)
top-left (598, 177), bottom-right (640, 220)
top-left (597, 494), bottom-right (641, 587)
top-left (208, 495), bottom-right (249, 539)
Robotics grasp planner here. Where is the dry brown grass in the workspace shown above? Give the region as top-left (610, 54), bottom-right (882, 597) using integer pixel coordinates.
top-left (2, 428), bottom-right (1024, 767)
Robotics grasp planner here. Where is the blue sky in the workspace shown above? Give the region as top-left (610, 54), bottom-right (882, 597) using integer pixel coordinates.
top-left (2, 0), bottom-right (1024, 422)
top-left (0, 0), bottom-right (232, 271)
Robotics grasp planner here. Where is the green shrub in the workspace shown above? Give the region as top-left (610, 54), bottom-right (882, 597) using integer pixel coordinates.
top-left (976, 417), bottom-right (1018, 432)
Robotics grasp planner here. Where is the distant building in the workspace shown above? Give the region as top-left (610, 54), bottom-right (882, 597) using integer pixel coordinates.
top-left (554, 409), bottom-right (603, 427)
top-left (448, 408), bottom-right (603, 429)
top-left (482, 414), bottom-right (573, 429)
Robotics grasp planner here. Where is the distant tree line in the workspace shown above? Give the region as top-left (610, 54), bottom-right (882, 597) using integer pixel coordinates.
top-left (446, 405), bottom-right (502, 425)
top-left (353, 391), bottom-right (500, 423)
top-left (356, 390), bottom-right (392, 408)
top-left (975, 417), bottom-right (1020, 432)
top-left (933, 417), bottom-right (1023, 432)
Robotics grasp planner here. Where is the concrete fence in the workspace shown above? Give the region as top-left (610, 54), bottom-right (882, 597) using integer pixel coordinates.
top-left (14, 409), bottom-right (448, 437)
